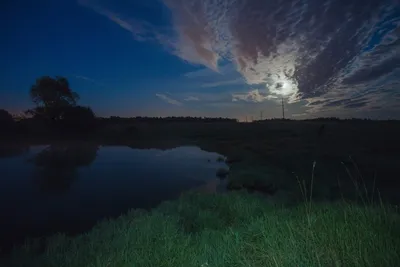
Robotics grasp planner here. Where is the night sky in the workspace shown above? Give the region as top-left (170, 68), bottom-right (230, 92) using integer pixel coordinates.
top-left (1, 0), bottom-right (399, 120)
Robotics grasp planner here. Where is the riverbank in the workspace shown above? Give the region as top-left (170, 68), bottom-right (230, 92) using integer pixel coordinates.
top-left (3, 191), bottom-right (400, 267)
top-left (5, 119), bottom-right (400, 204)
top-left (2, 120), bottom-right (400, 266)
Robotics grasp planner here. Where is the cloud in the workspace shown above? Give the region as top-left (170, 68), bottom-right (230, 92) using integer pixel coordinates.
top-left (184, 67), bottom-right (213, 78)
top-left (183, 64), bottom-right (236, 78)
top-left (161, 0), bottom-right (399, 114)
top-left (342, 56), bottom-right (400, 85)
top-left (321, 97), bottom-right (369, 108)
top-left (155, 93), bottom-right (183, 106)
top-left (81, 0), bottom-right (400, 117)
top-left (180, 91), bottom-right (232, 103)
top-left (78, 0), bottom-right (222, 69)
top-left (201, 78), bottom-right (244, 88)
top-left (74, 75), bottom-right (106, 87)
top-left (182, 64), bottom-right (245, 90)
top-left (184, 96), bottom-right (200, 101)
top-left (232, 89), bottom-right (278, 103)
top-left (344, 102), bottom-right (368, 109)
top-left (77, 0), bottom-right (161, 42)
top-left (291, 113), bottom-right (308, 118)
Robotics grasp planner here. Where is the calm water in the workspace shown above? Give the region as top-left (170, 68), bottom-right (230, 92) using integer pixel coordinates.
top-left (0, 143), bottom-right (228, 249)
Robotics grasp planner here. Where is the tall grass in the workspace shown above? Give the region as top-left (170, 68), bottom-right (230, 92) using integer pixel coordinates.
top-left (2, 158), bottom-right (399, 267)
top-left (3, 189), bottom-right (399, 267)
top-left (295, 160), bottom-right (317, 226)
top-left (341, 156), bottom-right (379, 206)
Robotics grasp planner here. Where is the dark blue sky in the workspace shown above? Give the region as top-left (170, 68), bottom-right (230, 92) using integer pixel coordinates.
top-left (1, 0), bottom-right (399, 120)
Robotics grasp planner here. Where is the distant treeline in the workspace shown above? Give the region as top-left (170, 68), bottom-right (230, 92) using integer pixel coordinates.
top-left (303, 117), bottom-right (372, 121)
top-left (1, 75), bottom-right (399, 139)
top-left (103, 116), bottom-right (238, 123)
top-left (255, 117), bottom-right (398, 122)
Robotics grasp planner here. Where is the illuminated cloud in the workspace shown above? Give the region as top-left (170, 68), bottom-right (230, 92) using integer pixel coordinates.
top-left (291, 113), bottom-right (308, 118)
top-left (161, 0), bottom-right (399, 114)
top-left (80, 0), bottom-right (400, 116)
top-left (232, 89), bottom-right (278, 103)
top-left (155, 94), bottom-right (183, 106)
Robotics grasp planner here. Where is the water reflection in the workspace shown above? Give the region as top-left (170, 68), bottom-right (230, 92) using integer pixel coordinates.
top-left (30, 143), bottom-right (98, 192)
top-left (0, 144), bottom-right (227, 252)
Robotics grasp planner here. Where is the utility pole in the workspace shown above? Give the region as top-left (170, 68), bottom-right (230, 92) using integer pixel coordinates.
top-left (245, 116), bottom-right (248, 123)
top-left (281, 98), bottom-right (285, 119)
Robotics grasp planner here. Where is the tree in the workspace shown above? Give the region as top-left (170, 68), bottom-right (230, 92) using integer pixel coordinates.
top-left (0, 109), bottom-right (15, 134)
top-left (29, 76), bottom-right (79, 121)
top-left (62, 106), bottom-right (97, 131)
top-left (0, 109), bottom-right (13, 124)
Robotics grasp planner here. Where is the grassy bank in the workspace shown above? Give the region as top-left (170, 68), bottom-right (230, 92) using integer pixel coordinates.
top-left (2, 120), bottom-right (400, 266)
top-left (4, 191), bottom-right (399, 267)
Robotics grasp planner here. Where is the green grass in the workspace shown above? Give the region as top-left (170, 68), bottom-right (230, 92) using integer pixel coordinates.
top-left (4, 191), bottom-right (400, 267)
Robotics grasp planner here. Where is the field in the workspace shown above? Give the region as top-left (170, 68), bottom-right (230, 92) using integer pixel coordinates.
top-left (100, 119), bottom-right (400, 205)
top-left (2, 119), bottom-right (400, 266)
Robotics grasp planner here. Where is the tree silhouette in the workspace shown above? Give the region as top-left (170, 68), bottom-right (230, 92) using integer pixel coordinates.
top-left (62, 106), bottom-right (97, 130)
top-left (0, 109), bottom-right (15, 134)
top-left (104, 116), bottom-right (237, 123)
top-left (29, 76), bottom-right (79, 121)
top-left (0, 109), bottom-right (13, 123)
